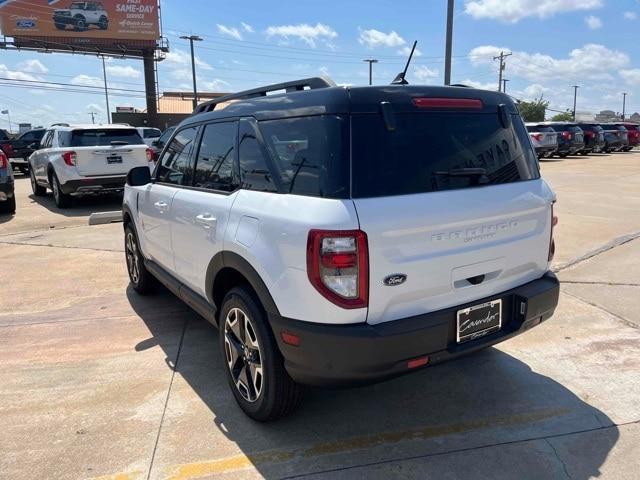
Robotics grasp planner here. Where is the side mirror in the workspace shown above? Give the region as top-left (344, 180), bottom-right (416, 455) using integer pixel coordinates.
top-left (126, 166), bottom-right (151, 186)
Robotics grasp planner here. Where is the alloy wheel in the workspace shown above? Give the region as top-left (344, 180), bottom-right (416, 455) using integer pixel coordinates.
top-left (224, 307), bottom-right (263, 403)
top-left (125, 232), bottom-right (140, 284)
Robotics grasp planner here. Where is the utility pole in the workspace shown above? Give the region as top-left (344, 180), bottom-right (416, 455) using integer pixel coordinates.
top-left (572, 85), bottom-right (579, 120)
top-left (100, 56), bottom-right (110, 123)
top-left (622, 92), bottom-right (627, 120)
top-left (1, 109), bottom-right (11, 133)
top-left (180, 35), bottom-right (203, 110)
top-left (363, 59), bottom-right (378, 85)
top-left (493, 51), bottom-right (512, 92)
top-left (502, 78), bottom-right (509, 93)
top-left (444, 0), bottom-right (454, 85)
top-left (89, 111), bottom-right (97, 124)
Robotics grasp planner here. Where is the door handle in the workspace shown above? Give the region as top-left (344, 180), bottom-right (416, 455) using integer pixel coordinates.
top-left (154, 201), bottom-right (168, 211)
top-left (195, 214), bottom-right (217, 229)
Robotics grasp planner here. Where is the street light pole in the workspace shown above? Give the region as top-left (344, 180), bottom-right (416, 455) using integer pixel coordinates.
top-left (622, 92), bottom-right (627, 120)
top-left (444, 0), bottom-right (454, 85)
top-left (572, 85), bottom-right (579, 121)
top-left (363, 59), bottom-right (378, 85)
top-left (180, 35), bottom-right (203, 110)
top-left (502, 78), bottom-right (509, 93)
top-left (101, 56), bottom-right (110, 123)
top-left (1, 109), bottom-right (11, 133)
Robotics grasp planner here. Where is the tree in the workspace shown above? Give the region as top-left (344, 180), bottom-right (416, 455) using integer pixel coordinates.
top-left (517, 96), bottom-right (549, 122)
top-left (551, 111), bottom-right (574, 121)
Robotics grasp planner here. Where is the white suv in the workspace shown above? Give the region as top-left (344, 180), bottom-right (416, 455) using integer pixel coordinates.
top-left (29, 124), bottom-right (152, 208)
top-left (123, 78), bottom-right (560, 421)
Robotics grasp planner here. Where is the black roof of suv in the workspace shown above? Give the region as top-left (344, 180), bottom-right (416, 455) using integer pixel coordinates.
top-left (183, 77), bottom-right (520, 126)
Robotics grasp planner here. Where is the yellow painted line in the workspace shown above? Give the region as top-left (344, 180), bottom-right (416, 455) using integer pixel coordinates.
top-left (88, 471), bottom-right (144, 480)
top-left (164, 408), bottom-right (568, 480)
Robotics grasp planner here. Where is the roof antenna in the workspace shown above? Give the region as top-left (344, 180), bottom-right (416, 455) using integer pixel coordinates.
top-left (391, 40), bottom-right (417, 85)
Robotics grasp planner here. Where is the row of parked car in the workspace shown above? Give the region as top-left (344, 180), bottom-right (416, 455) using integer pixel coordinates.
top-left (526, 121), bottom-right (639, 158)
top-left (0, 123), bottom-right (176, 214)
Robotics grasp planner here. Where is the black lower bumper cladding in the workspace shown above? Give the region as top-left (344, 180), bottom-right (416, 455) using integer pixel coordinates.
top-left (271, 272), bottom-right (560, 386)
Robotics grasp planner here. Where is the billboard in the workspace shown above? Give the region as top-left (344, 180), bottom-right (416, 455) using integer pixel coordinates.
top-left (0, 0), bottom-right (160, 41)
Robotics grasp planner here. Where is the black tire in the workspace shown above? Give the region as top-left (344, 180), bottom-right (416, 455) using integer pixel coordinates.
top-left (98, 16), bottom-right (108, 30)
top-left (124, 224), bottom-right (157, 294)
top-left (50, 171), bottom-right (71, 208)
top-left (219, 287), bottom-right (302, 421)
top-left (0, 195), bottom-right (16, 215)
top-left (559, 152), bottom-right (569, 158)
top-left (30, 169), bottom-right (46, 196)
top-left (74, 15), bottom-right (86, 31)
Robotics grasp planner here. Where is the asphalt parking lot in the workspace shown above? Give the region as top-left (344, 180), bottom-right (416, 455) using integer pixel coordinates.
top-left (1, 153), bottom-right (639, 480)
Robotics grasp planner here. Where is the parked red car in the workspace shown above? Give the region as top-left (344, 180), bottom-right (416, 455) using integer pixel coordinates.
top-left (616, 123), bottom-right (640, 150)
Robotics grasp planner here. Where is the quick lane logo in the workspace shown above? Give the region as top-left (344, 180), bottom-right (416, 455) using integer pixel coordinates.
top-left (430, 220), bottom-right (519, 244)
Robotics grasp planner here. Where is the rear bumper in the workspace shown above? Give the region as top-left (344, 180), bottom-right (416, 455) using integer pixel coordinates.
top-left (271, 272), bottom-right (560, 387)
top-left (0, 180), bottom-right (14, 201)
top-left (534, 146), bottom-right (556, 156)
top-left (60, 175), bottom-right (127, 195)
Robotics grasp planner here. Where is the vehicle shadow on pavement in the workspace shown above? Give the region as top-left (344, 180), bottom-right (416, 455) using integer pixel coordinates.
top-left (128, 288), bottom-right (618, 479)
top-left (27, 192), bottom-right (123, 218)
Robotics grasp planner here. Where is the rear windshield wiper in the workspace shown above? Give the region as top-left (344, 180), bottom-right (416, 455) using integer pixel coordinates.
top-left (434, 168), bottom-right (490, 184)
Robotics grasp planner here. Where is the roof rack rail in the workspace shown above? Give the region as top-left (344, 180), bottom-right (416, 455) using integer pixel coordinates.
top-left (193, 76), bottom-right (336, 114)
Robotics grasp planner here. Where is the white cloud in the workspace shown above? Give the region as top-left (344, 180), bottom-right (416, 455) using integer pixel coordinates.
top-left (217, 24), bottom-right (242, 40)
top-left (624, 11), bottom-right (637, 20)
top-left (86, 103), bottom-right (104, 112)
top-left (620, 69), bottom-right (640, 85)
top-left (459, 79), bottom-right (496, 90)
top-left (468, 44), bottom-right (629, 82)
top-left (397, 46), bottom-right (422, 57)
top-left (265, 23), bottom-right (337, 47)
top-left (523, 83), bottom-right (550, 98)
top-left (464, 0), bottom-right (603, 23)
top-left (71, 74), bottom-right (103, 87)
top-left (585, 15), bottom-right (602, 29)
top-left (241, 22), bottom-right (254, 33)
top-left (201, 78), bottom-right (231, 91)
top-left (0, 64), bottom-right (39, 81)
top-left (164, 49), bottom-right (212, 70)
top-left (358, 29), bottom-right (405, 48)
top-left (105, 65), bottom-right (141, 79)
top-left (17, 59), bottom-right (48, 74)
top-left (413, 66), bottom-right (439, 82)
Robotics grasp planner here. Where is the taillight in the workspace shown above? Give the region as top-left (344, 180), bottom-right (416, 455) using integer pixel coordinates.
top-left (549, 204), bottom-right (558, 262)
top-left (585, 131), bottom-right (595, 138)
top-left (412, 97), bottom-right (483, 109)
top-left (62, 151), bottom-right (77, 166)
top-left (531, 133), bottom-right (542, 141)
top-left (562, 131), bottom-right (571, 140)
top-left (0, 151), bottom-right (8, 169)
top-left (1, 143), bottom-right (12, 155)
top-left (307, 229), bottom-right (368, 309)
top-left (146, 148), bottom-right (155, 162)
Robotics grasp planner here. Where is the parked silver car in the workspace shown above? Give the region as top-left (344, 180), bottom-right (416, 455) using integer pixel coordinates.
top-left (526, 123), bottom-right (558, 159)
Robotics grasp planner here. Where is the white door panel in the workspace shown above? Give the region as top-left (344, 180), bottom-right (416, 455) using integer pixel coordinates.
top-left (138, 183), bottom-right (178, 270)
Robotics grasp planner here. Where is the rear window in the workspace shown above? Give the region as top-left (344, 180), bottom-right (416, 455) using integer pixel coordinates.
top-left (351, 113), bottom-right (540, 198)
top-left (258, 115), bottom-right (349, 198)
top-left (60, 128), bottom-right (144, 147)
top-left (142, 128), bottom-right (161, 138)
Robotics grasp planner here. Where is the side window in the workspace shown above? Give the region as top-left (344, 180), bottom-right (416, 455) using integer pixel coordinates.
top-left (193, 122), bottom-right (238, 192)
top-left (40, 131), bottom-right (53, 148)
top-left (156, 127), bottom-right (198, 186)
top-left (239, 119), bottom-right (278, 192)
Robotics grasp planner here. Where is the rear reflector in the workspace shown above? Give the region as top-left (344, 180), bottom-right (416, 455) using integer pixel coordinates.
top-left (281, 331), bottom-right (301, 347)
top-left (407, 356), bottom-right (429, 369)
top-left (412, 97), bottom-right (483, 109)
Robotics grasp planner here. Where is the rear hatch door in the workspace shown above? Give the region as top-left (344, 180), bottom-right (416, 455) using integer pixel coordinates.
top-left (64, 128), bottom-right (148, 176)
top-left (350, 104), bottom-right (554, 325)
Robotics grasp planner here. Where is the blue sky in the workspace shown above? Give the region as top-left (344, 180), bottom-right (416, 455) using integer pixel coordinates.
top-left (2, 0), bottom-right (640, 128)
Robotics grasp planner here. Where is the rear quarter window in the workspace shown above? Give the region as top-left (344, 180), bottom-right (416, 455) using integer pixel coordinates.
top-left (351, 112), bottom-right (540, 198)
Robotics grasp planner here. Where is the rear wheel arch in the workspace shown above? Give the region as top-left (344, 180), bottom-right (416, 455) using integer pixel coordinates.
top-left (207, 252), bottom-right (281, 324)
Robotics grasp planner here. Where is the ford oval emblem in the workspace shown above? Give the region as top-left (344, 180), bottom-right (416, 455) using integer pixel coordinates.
top-left (383, 274), bottom-right (407, 286)
top-left (16, 20), bottom-right (36, 28)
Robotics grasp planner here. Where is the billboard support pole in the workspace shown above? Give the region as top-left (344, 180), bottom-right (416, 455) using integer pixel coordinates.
top-left (101, 56), bottom-right (111, 123)
top-left (143, 50), bottom-right (159, 128)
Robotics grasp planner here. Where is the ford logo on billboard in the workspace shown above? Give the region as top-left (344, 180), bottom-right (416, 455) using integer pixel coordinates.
top-left (16, 19), bottom-right (36, 28)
